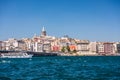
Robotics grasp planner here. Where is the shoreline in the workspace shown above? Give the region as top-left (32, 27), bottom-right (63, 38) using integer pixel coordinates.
top-left (0, 50), bottom-right (120, 57)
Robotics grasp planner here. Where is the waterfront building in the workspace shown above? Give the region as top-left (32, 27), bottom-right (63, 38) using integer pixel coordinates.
top-left (0, 41), bottom-right (3, 50)
top-left (113, 42), bottom-right (118, 53)
top-left (33, 42), bottom-right (43, 52)
top-left (6, 38), bottom-right (19, 50)
top-left (32, 35), bottom-right (44, 52)
top-left (117, 43), bottom-right (120, 53)
top-left (1, 26), bottom-right (119, 55)
top-left (4, 40), bottom-right (15, 50)
top-left (59, 37), bottom-right (71, 52)
top-left (51, 39), bottom-right (60, 52)
top-left (17, 40), bottom-right (26, 51)
top-left (2, 42), bottom-right (6, 50)
top-left (89, 42), bottom-right (97, 54)
top-left (104, 42), bottom-right (115, 54)
top-left (43, 43), bottom-right (51, 52)
top-left (3, 41), bottom-right (9, 50)
top-left (76, 40), bottom-right (90, 55)
top-left (52, 45), bottom-right (60, 52)
top-left (97, 42), bottom-right (115, 55)
top-left (22, 38), bottom-right (33, 51)
top-left (3, 38), bottom-right (27, 51)
top-left (59, 39), bottom-right (68, 47)
top-left (33, 42), bottom-right (37, 52)
top-left (69, 45), bottom-right (76, 51)
top-left (97, 42), bottom-right (104, 55)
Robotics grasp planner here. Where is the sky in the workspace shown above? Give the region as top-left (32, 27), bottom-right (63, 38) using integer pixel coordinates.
top-left (0, 0), bottom-right (120, 41)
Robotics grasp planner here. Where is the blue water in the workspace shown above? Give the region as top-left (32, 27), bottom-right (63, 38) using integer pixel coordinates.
top-left (0, 56), bottom-right (120, 80)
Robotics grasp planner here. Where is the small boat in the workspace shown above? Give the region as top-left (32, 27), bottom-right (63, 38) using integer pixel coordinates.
top-left (0, 52), bottom-right (33, 58)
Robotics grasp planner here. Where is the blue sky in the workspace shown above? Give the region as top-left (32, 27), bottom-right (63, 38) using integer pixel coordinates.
top-left (0, 0), bottom-right (120, 41)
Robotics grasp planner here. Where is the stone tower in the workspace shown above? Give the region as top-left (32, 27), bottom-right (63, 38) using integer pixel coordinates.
top-left (41, 27), bottom-right (46, 36)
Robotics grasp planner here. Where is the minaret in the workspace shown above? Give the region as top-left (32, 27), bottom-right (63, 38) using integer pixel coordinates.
top-left (41, 26), bottom-right (46, 36)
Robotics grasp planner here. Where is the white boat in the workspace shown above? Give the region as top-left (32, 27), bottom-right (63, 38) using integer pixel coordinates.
top-left (0, 52), bottom-right (33, 58)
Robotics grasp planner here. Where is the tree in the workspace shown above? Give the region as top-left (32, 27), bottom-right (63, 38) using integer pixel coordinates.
top-left (66, 46), bottom-right (70, 52)
top-left (61, 46), bottom-right (65, 52)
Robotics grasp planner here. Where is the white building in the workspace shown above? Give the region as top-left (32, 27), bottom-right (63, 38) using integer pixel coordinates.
top-left (97, 42), bottom-right (104, 54)
top-left (33, 42), bottom-right (43, 52)
top-left (77, 40), bottom-right (90, 55)
top-left (113, 42), bottom-right (118, 53)
top-left (89, 42), bottom-right (97, 54)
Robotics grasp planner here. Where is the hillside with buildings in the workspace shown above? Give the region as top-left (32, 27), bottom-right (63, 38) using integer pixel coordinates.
top-left (0, 27), bottom-right (120, 56)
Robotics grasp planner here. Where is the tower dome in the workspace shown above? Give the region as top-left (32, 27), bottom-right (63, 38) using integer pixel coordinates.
top-left (41, 26), bottom-right (46, 36)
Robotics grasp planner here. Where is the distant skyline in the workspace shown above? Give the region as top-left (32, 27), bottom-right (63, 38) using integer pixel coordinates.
top-left (0, 0), bottom-right (120, 41)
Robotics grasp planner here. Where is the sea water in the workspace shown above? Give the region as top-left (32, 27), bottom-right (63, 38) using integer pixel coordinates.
top-left (0, 56), bottom-right (120, 80)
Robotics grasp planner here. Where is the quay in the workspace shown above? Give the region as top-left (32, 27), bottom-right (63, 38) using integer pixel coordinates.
top-left (0, 50), bottom-right (58, 57)
top-left (27, 51), bottom-right (58, 57)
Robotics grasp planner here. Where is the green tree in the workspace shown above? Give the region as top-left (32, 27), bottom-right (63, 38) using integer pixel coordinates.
top-left (61, 46), bottom-right (65, 52)
top-left (66, 46), bottom-right (70, 52)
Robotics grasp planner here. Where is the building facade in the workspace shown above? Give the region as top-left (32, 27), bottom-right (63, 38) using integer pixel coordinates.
top-left (77, 40), bottom-right (89, 55)
top-left (1, 27), bottom-right (119, 55)
top-left (89, 42), bottom-right (97, 54)
top-left (97, 42), bottom-right (104, 54)
top-left (0, 41), bottom-right (2, 50)
top-left (117, 43), bottom-right (120, 53)
top-left (104, 42), bottom-right (115, 54)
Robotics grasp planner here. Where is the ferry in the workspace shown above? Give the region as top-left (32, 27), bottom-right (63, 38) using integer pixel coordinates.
top-left (0, 52), bottom-right (33, 58)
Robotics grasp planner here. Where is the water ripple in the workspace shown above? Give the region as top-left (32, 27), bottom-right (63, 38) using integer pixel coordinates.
top-left (0, 56), bottom-right (120, 79)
